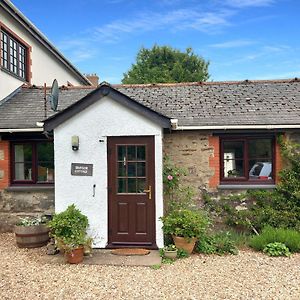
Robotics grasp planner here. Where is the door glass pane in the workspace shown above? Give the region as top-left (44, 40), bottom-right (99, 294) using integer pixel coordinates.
top-left (137, 146), bottom-right (146, 160)
top-left (137, 162), bottom-right (146, 176)
top-left (128, 178), bottom-right (137, 193)
top-left (127, 146), bottom-right (136, 160)
top-left (137, 178), bottom-right (146, 193)
top-left (118, 162), bottom-right (126, 176)
top-left (118, 146), bottom-right (126, 161)
top-left (118, 178), bottom-right (126, 193)
top-left (249, 139), bottom-right (272, 158)
top-left (249, 160), bottom-right (272, 180)
top-left (116, 144), bottom-right (147, 194)
top-left (127, 163), bottom-right (136, 177)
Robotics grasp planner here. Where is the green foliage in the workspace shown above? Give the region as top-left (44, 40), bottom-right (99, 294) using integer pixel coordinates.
top-left (160, 209), bottom-right (210, 239)
top-left (17, 216), bottom-right (47, 226)
top-left (163, 157), bottom-right (196, 213)
top-left (263, 242), bottom-right (291, 257)
top-left (249, 226), bottom-right (300, 253)
top-left (122, 45), bottom-right (209, 84)
top-left (176, 248), bottom-right (189, 258)
top-left (163, 244), bottom-right (177, 251)
top-left (196, 232), bottom-right (238, 255)
top-left (48, 204), bottom-right (89, 250)
top-left (151, 264), bottom-right (162, 269)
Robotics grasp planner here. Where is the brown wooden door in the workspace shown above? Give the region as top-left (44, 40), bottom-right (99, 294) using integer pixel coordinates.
top-left (107, 136), bottom-right (156, 248)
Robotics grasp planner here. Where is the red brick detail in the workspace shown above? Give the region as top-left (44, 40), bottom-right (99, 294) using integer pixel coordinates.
top-left (275, 137), bottom-right (283, 184)
top-left (208, 136), bottom-right (220, 188)
top-left (0, 141), bottom-right (10, 190)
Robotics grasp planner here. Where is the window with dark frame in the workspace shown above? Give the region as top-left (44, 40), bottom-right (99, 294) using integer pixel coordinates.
top-left (1, 29), bottom-right (27, 80)
top-left (221, 136), bottom-right (274, 184)
top-left (11, 141), bottom-right (54, 184)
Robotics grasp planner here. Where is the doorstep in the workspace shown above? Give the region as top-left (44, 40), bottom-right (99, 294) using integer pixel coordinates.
top-left (44, 249), bottom-right (162, 267)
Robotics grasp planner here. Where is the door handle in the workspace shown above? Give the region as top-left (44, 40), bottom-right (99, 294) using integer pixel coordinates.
top-left (143, 185), bottom-right (152, 200)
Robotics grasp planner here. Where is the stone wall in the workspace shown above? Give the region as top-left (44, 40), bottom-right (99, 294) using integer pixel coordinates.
top-left (163, 131), bottom-right (215, 198)
top-left (0, 188), bottom-right (54, 232)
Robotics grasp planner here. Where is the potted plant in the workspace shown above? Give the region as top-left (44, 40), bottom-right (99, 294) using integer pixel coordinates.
top-left (161, 209), bottom-right (210, 254)
top-left (14, 216), bottom-right (50, 248)
top-left (48, 204), bottom-right (90, 264)
top-left (163, 244), bottom-right (178, 259)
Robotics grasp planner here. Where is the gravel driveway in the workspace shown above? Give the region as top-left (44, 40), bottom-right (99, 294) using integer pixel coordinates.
top-left (1, 233), bottom-right (300, 300)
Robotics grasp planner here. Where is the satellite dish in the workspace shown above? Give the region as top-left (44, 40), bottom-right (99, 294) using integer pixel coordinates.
top-left (48, 79), bottom-right (59, 111)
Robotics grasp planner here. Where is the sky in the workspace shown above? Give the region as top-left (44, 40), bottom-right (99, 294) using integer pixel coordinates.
top-left (11, 0), bottom-right (300, 83)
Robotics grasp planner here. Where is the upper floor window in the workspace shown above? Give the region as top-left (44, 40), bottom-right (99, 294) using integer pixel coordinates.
top-left (1, 29), bottom-right (28, 80)
top-left (221, 136), bottom-right (275, 184)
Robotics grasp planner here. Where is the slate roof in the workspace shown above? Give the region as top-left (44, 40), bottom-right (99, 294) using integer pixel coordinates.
top-left (0, 79), bottom-right (300, 130)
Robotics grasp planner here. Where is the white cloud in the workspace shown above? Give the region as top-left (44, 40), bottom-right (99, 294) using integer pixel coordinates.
top-left (224, 0), bottom-right (274, 8)
top-left (209, 39), bottom-right (255, 48)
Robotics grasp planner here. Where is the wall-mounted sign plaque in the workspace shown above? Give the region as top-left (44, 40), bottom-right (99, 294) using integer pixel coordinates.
top-left (71, 163), bottom-right (93, 176)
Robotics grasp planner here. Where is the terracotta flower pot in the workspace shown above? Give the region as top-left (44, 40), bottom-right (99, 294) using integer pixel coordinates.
top-left (172, 235), bottom-right (197, 254)
top-left (65, 246), bottom-right (84, 264)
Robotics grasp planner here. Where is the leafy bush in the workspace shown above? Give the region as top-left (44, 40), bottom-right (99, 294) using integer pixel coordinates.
top-left (263, 242), bottom-right (291, 257)
top-left (48, 204), bottom-right (89, 250)
top-left (176, 248), bottom-right (189, 258)
top-left (196, 231), bottom-right (238, 255)
top-left (160, 209), bottom-right (210, 239)
top-left (249, 226), bottom-right (300, 252)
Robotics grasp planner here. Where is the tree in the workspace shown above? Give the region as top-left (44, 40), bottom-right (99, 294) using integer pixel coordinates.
top-left (122, 45), bottom-right (209, 84)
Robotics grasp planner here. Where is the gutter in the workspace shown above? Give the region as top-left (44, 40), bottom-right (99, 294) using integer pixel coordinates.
top-left (170, 121), bottom-right (300, 130)
top-left (0, 128), bottom-right (44, 133)
top-left (1, 0), bottom-right (91, 86)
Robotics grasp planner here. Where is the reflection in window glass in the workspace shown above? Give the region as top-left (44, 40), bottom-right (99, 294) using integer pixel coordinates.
top-left (14, 144), bottom-right (32, 180)
top-left (223, 141), bottom-right (244, 178)
top-left (37, 143), bottom-right (54, 182)
top-left (117, 144), bottom-right (146, 193)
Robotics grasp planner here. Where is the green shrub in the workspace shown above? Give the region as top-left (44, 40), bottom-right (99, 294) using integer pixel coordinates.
top-left (263, 242), bottom-right (291, 257)
top-left (196, 231), bottom-right (238, 255)
top-left (249, 226), bottom-right (300, 252)
top-left (160, 209), bottom-right (210, 239)
top-left (48, 204), bottom-right (89, 250)
top-left (177, 248), bottom-right (189, 258)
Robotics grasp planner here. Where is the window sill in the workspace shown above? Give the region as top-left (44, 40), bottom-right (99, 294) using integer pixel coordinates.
top-left (218, 184), bottom-right (276, 190)
top-left (6, 185), bottom-right (54, 192)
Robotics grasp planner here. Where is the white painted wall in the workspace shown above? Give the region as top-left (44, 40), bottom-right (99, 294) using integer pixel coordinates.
top-left (54, 96), bottom-right (164, 248)
top-left (0, 7), bottom-right (86, 100)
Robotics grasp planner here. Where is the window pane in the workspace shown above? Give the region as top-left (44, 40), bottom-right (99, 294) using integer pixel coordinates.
top-left (118, 162), bottom-right (126, 176)
top-left (14, 162), bottom-right (32, 180)
top-left (127, 162), bottom-right (136, 177)
top-left (137, 178), bottom-right (146, 193)
top-left (249, 139), bottom-right (272, 158)
top-left (15, 144), bottom-right (32, 162)
top-left (223, 141), bottom-right (244, 178)
top-left (117, 146), bottom-right (126, 161)
top-left (249, 160), bottom-right (272, 180)
top-left (224, 160), bottom-right (244, 178)
top-left (137, 162), bottom-right (146, 177)
top-left (128, 178), bottom-right (136, 193)
top-left (137, 146), bottom-right (146, 160)
top-left (118, 178), bottom-right (126, 193)
top-left (38, 162), bottom-right (54, 182)
top-left (223, 141), bottom-right (244, 159)
top-left (127, 146), bottom-right (136, 160)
